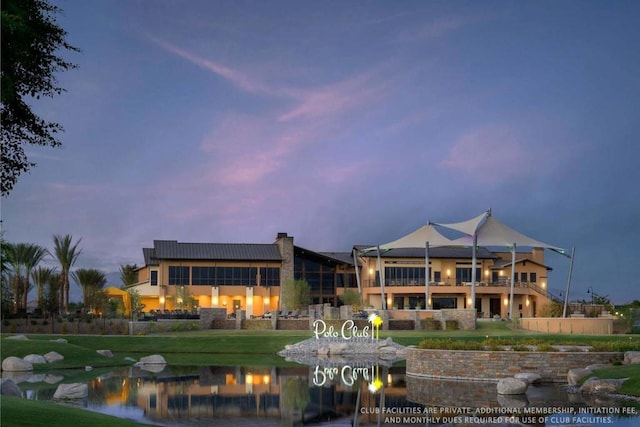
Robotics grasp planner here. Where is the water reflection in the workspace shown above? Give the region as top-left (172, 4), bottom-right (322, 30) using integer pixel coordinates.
top-left (9, 364), bottom-right (640, 426)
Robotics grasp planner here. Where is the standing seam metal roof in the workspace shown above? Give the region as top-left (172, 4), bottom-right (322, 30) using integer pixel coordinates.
top-left (150, 240), bottom-right (282, 261)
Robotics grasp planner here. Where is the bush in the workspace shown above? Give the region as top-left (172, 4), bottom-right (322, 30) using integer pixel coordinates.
top-left (421, 318), bottom-right (442, 331)
top-left (445, 320), bottom-right (459, 330)
top-left (418, 339), bottom-right (484, 350)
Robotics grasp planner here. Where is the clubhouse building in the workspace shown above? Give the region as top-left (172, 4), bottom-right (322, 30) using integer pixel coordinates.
top-left (131, 228), bottom-right (557, 319)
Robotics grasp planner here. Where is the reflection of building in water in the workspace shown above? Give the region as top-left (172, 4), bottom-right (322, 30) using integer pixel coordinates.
top-left (93, 365), bottom-right (408, 426)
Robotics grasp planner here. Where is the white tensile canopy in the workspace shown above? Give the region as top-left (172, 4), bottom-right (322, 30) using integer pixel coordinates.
top-left (356, 224), bottom-right (455, 309)
top-left (434, 211), bottom-right (571, 318)
top-left (357, 210), bottom-right (573, 317)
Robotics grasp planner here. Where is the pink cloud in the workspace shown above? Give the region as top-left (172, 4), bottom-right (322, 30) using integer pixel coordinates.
top-left (149, 37), bottom-right (280, 96)
top-left (441, 126), bottom-right (537, 183)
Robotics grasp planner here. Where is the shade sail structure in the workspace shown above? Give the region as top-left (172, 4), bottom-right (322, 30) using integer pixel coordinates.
top-left (362, 224), bottom-right (455, 253)
top-left (450, 215), bottom-right (566, 253)
top-left (441, 212), bottom-right (568, 319)
top-left (358, 224), bottom-right (457, 310)
top-left (433, 211), bottom-right (489, 237)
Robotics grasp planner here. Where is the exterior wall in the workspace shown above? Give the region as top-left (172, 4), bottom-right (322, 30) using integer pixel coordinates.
top-left (406, 347), bottom-right (620, 383)
top-left (356, 249), bottom-right (552, 318)
top-left (520, 317), bottom-right (616, 335)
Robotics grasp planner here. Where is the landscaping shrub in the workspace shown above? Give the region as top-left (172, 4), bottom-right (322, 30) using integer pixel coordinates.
top-left (418, 338), bottom-right (483, 350)
top-left (444, 320), bottom-right (459, 330)
top-left (421, 318), bottom-right (442, 331)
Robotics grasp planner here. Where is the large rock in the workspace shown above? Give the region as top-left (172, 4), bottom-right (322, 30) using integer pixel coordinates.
top-left (135, 354), bottom-right (166, 365)
top-left (43, 374), bottom-right (64, 384)
top-left (497, 378), bottom-right (528, 395)
top-left (53, 383), bottom-right (88, 399)
top-left (624, 351), bottom-right (640, 365)
top-left (580, 378), bottom-right (627, 394)
top-left (514, 372), bottom-right (541, 385)
top-left (23, 354), bottom-right (47, 364)
top-left (43, 351), bottom-right (64, 363)
top-left (6, 334), bottom-right (28, 340)
top-left (1, 379), bottom-right (22, 396)
top-left (96, 349), bottom-right (113, 358)
top-left (2, 356), bottom-right (33, 372)
top-left (328, 343), bottom-right (349, 355)
top-left (567, 368), bottom-right (592, 386)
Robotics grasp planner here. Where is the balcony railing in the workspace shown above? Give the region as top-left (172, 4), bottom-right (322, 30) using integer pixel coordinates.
top-left (366, 279), bottom-right (548, 296)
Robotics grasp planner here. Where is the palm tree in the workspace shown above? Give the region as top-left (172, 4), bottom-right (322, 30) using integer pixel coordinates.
top-left (119, 264), bottom-right (138, 288)
top-left (51, 234), bottom-right (82, 313)
top-left (32, 266), bottom-right (57, 312)
top-left (71, 268), bottom-right (106, 311)
top-left (4, 242), bottom-right (47, 312)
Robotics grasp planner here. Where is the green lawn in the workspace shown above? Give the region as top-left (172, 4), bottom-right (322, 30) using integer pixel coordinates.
top-left (0, 396), bottom-right (157, 427)
top-left (3, 323), bottom-right (640, 368)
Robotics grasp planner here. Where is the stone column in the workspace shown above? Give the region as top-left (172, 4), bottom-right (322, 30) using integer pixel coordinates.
top-left (275, 233), bottom-right (294, 311)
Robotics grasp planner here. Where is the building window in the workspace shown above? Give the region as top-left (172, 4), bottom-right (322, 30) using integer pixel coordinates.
top-left (455, 268), bottom-right (481, 284)
top-left (433, 271), bottom-right (441, 283)
top-left (530, 272), bottom-right (537, 283)
top-left (168, 266), bottom-right (189, 286)
top-left (192, 267), bottom-right (215, 285)
top-left (384, 267), bottom-right (425, 286)
top-left (213, 267), bottom-right (258, 286)
top-left (520, 272), bottom-right (528, 282)
top-left (150, 270), bottom-right (158, 286)
top-left (432, 297), bottom-right (457, 309)
top-left (259, 267), bottom-right (280, 286)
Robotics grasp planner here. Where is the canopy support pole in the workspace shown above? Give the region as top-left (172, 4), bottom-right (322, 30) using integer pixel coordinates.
top-left (353, 248), bottom-right (362, 294)
top-left (509, 243), bottom-right (516, 319)
top-left (377, 245), bottom-right (387, 310)
top-left (471, 233), bottom-right (478, 309)
top-left (425, 241), bottom-right (430, 308)
top-left (562, 246), bottom-right (576, 318)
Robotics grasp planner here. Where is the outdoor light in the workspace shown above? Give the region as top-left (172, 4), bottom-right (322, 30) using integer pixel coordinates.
top-left (467, 297), bottom-right (472, 306)
top-left (526, 298), bottom-right (530, 307)
top-left (369, 268), bottom-right (374, 275)
top-left (159, 296), bottom-right (165, 304)
top-left (504, 298), bottom-right (509, 306)
top-left (264, 297), bottom-right (270, 305)
top-left (542, 282), bottom-right (546, 288)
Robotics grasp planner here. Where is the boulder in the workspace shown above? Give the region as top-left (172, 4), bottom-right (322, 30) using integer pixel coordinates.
top-left (567, 368), bottom-right (592, 386)
top-left (514, 372), bottom-right (542, 385)
top-left (51, 338), bottom-right (68, 344)
top-left (43, 351), bottom-right (64, 363)
top-left (1, 379), bottom-right (22, 396)
top-left (497, 378), bottom-right (528, 395)
top-left (328, 343), bottom-right (349, 355)
top-left (135, 354), bottom-right (166, 365)
top-left (580, 378), bottom-right (627, 394)
top-left (2, 356), bottom-right (33, 372)
top-left (23, 354), bottom-right (47, 364)
top-left (624, 351), bottom-right (640, 365)
top-left (138, 364), bottom-right (166, 373)
top-left (6, 334), bottom-right (28, 340)
top-left (85, 366), bottom-right (93, 371)
top-left (2, 371), bottom-right (32, 384)
top-left (96, 349), bottom-right (113, 358)
top-left (53, 383), bottom-right (88, 399)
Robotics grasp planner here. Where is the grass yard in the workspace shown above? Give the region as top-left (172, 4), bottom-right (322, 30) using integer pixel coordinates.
top-left (0, 396), bottom-right (156, 427)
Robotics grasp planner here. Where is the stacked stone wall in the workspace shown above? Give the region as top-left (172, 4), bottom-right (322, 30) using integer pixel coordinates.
top-left (433, 309), bottom-right (476, 330)
top-left (406, 347), bottom-right (621, 383)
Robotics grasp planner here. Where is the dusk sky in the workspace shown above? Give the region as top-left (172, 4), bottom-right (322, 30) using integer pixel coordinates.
top-left (3, 0), bottom-right (639, 304)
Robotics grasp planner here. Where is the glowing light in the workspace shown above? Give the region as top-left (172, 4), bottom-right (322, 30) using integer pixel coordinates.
top-left (504, 298), bottom-right (509, 306)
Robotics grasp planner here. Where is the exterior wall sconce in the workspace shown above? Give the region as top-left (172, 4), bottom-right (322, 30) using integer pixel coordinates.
top-left (503, 298), bottom-right (509, 306)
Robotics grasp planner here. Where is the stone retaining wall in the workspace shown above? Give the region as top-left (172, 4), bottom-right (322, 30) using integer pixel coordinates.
top-left (406, 347), bottom-right (621, 383)
top-left (520, 317), bottom-right (615, 335)
top-left (433, 309), bottom-right (476, 330)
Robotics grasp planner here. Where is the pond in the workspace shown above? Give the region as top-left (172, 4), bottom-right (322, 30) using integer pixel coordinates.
top-left (10, 364), bottom-right (640, 426)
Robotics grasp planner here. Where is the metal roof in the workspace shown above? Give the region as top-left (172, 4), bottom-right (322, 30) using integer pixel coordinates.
top-left (148, 240), bottom-right (282, 262)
